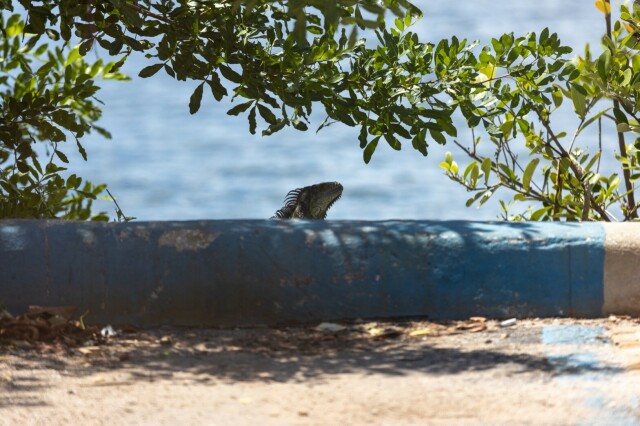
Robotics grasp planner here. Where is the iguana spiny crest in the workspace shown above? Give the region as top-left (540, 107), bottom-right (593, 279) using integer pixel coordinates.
top-left (272, 182), bottom-right (343, 219)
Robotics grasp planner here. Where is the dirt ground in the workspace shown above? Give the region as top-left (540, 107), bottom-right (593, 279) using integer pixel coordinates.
top-left (2, 317), bottom-right (640, 425)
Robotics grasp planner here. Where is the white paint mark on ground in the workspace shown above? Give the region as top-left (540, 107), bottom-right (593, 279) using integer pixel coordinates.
top-left (543, 325), bottom-right (640, 425)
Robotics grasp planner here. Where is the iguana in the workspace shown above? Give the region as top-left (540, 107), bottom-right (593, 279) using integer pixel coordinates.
top-left (272, 182), bottom-right (343, 219)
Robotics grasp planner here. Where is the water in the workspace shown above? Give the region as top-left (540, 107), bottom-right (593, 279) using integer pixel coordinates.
top-left (57, 1), bottom-right (605, 220)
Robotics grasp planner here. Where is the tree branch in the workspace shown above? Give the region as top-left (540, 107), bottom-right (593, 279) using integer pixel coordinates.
top-left (605, 0), bottom-right (637, 219)
top-left (535, 110), bottom-right (610, 221)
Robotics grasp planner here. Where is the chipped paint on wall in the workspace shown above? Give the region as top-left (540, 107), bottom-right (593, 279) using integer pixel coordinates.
top-left (0, 225), bottom-right (27, 251)
top-left (158, 229), bottom-right (220, 252)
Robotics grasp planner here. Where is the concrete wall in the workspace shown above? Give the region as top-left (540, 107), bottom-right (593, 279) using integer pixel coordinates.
top-left (0, 219), bottom-right (635, 326)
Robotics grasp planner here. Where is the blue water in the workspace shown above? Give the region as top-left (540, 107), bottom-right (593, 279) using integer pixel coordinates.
top-left (57, 1), bottom-right (605, 220)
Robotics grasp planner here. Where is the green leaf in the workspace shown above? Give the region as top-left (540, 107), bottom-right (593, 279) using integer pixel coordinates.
top-left (164, 64), bottom-right (175, 78)
top-left (219, 65), bottom-right (242, 84)
top-left (469, 162), bottom-right (480, 187)
top-left (248, 106), bottom-right (257, 134)
top-left (76, 140), bottom-right (88, 161)
top-left (498, 163), bottom-right (516, 181)
top-left (384, 134), bottom-right (401, 150)
top-left (577, 108), bottom-right (611, 136)
top-left (530, 206), bottom-right (551, 221)
top-left (500, 119), bottom-right (514, 137)
top-left (411, 131), bottom-right (428, 156)
top-left (114, 0), bottom-right (144, 27)
top-left (363, 136), bottom-right (380, 164)
top-left (257, 103), bottom-right (277, 125)
top-left (359, 125), bottom-right (368, 149)
top-left (189, 83), bottom-right (204, 114)
top-left (55, 150), bottom-right (69, 163)
top-left (138, 63), bottom-right (163, 78)
top-left (51, 110), bottom-right (78, 131)
top-left (613, 107), bottom-right (628, 124)
top-left (596, 49), bottom-right (611, 81)
top-left (632, 54), bottom-right (640, 73)
top-left (430, 129), bottom-right (446, 145)
top-left (327, 73), bottom-right (344, 84)
top-left (445, 151), bottom-right (453, 165)
top-left (539, 27), bottom-right (550, 44)
top-left (262, 119), bottom-right (287, 136)
top-left (207, 73), bottom-right (227, 101)
top-left (552, 88), bottom-right (563, 108)
top-left (66, 174), bottom-right (81, 189)
top-left (292, 120), bottom-right (308, 131)
top-left (485, 122), bottom-right (503, 138)
top-left (227, 100), bottom-right (254, 116)
top-left (36, 61), bottom-right (55, 77)
top-left (463, 161), bottom-right (476, 179)
top-left (481, 158), bottom-right (492, 184)
top-left (584, 152), bottom-right (601, 172)
top-left (465, 191), bottom-right (485, 207)
top-left (570, 84), bottom-right (587, 118)
top-left (522, 158), bottom-right (540, 191)
top-left (64, 46), bottom-right (81, 66)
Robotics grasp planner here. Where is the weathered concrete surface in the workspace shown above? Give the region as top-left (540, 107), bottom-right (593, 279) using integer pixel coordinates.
top-left (0, 220), bottom-right (605, 326)
top-left (1, 318), bottom-right (639, 425)
top-left (603, 223), bottom-right (640, 317)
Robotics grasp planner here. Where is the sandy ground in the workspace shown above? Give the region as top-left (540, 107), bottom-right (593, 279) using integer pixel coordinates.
top-left (2, 317), bottom-right (640, 425)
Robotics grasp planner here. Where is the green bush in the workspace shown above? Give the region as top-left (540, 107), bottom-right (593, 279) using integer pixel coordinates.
top-left (440, 1), bottom-right (640, 221)
top-left (0, 13), bottom-right (126, 220)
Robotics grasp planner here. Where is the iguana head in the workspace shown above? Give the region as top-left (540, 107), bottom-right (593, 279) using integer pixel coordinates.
top-left (273, 181), bottom-right (343, 219)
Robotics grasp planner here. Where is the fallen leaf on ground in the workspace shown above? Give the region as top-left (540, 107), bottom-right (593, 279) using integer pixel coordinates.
top-left (361, 322), bottom-right (378, 328)
top-left (368, 328), bottom-right (402, 339)
top-left (455, 322), bottom-right (487, 332)
top-left (315, 322), bottom-right (347, 333)
top-left (409, 328), bottom-right (434, 337)
top-left (78, 346), bottom-right (102, 356)
top-left (1, 306), bottom-right (102, 347)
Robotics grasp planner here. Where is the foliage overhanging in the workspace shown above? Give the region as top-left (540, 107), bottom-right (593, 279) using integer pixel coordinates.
top-left (2, 0), bottom-right (640, 221)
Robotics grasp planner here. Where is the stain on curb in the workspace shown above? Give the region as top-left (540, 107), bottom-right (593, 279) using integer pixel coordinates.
top-left (158, 229), bottom-right (220, 252)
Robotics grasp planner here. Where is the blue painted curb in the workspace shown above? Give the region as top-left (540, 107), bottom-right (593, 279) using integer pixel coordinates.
top-left (0, 220), bottom-right (606, 326)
